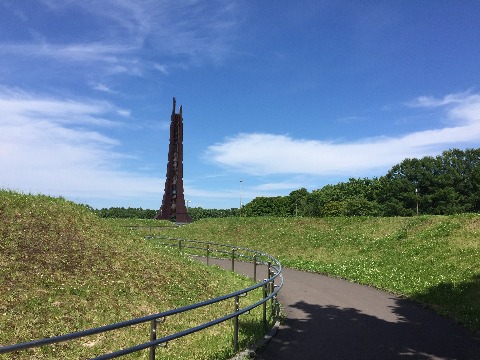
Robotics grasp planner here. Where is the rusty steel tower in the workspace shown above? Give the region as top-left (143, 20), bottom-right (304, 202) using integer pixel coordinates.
top-left (155, 97), bottom-right (192, 223)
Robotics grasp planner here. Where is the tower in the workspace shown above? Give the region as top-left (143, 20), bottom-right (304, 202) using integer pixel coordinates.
top-left (155, 98), bottom-right (192, 223)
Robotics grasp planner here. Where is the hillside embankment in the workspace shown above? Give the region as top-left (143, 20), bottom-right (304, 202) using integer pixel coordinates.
top-left (164, 214), bottom-right (480, 332)
top-left (0, 191), bottom-right (266, 359)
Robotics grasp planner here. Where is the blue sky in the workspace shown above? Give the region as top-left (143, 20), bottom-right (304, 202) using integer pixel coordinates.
top-left (1, 1), bottom-right (480, 210)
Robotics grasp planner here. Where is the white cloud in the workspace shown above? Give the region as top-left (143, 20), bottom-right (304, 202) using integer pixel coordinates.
top-left (0, 89), bottom-right (161, 205)
top-left (206, 92), bottom-right (480, 176)
top-left (448, 95), bottom-right (480, 125)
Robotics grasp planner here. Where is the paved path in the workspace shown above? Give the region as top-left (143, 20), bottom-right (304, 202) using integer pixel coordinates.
top-left (200, 258), bottom-right (480, 360)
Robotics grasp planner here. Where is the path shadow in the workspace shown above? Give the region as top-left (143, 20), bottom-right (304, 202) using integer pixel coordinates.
top-left (256, 298), bottom-right (480, 360)
top-left (193, 257), bottom-right (480, 359)
top-left (412, 274), bottom-right (480, 333)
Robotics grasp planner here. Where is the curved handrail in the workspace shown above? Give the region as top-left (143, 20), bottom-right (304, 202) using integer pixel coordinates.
top-left (0, 236), bottom-right (283, 359)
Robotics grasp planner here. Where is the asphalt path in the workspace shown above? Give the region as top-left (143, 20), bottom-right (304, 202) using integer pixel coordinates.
top-left (199, 257), bottom-right (480, 360)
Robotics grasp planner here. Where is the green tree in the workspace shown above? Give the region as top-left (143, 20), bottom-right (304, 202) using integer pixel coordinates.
top-left (321, 201), bottom-right (347, 217)
top-left (243, 196), bottom-right (292, 217)
top-left (379, 148), bottom-right (480, 215)
top-left (344, 196), bottom-right (381, 216)
top-left (289, 188), bottom-right (309, 216)
top-left (303, 178), bottom-right (381, 217)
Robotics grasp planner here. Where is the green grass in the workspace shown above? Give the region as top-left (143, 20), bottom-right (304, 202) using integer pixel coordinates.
top-left (0, 191), bottom-right (270, 359)
top-left (159, 215), bottom-right (480, 332)
top-left (3, 191), bottom-right (479, 358)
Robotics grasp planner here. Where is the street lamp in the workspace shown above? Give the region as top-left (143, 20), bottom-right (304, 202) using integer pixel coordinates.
top-left (239, 179), bottom-right (243, 217)
top-left (186, 199), bottom-right (191, 211)
top-left (415, 188), bottom-right (419, 215)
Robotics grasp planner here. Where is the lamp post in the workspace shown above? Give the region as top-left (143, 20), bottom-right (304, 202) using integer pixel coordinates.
top-left (186, 199), bottom-right (191, 211)
top-left (415, 188), bottom-right (419, 215)
top-left (239, 179), bottom-right (243, 217)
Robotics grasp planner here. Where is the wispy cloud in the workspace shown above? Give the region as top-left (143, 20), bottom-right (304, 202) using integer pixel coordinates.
top-left (254, 181), bottom-right (305, 191)
top-left (2, 1), bottom-right (241, 78)
top-left (336, 115), bottom-right (369, 124)
top-left (0, 88), bottom-right (161, 205)
top-left (408, 91), bottom-right (480, 126)
top-left (90, 82), bottom-right (116, 93)
top-left (2, 42), bottom-right (134, 63)
top-left (0, 88), bottom-right (123, 128)
top-left (206, 91), bottom-right (480, 176)
top-left (408, 90), bottom-right (473, 108)
top-left (153, 63), bottom-right (169, 75)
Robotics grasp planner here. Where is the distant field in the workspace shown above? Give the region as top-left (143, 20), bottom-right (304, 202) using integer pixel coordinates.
top-left (157, 215), bottom-right (480, 332)
top-left (0, 191), bottom-right (269, 359)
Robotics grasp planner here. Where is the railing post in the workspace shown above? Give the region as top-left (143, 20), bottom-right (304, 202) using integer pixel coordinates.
top-left (178, 239), bottom-right (183, 254)
top-left (267, 261), bottom-right (275, 317)
top-left (149, 319), bottom-right (157, 360)
top-left (267, 261), bottom-right (272, 284)
top-left (233, 295), bottom-right (240, 352)
top-left (262, 282), bottom-right (268, 328)
top-left (268, 261), bottom-right (274, 303)
top-left (253, 253), bottom-right (258, 282)
top-left (231, 248), bottom-right (236, 271)
top-left (272, 293), bottom-right (279, 317)
top-left (206, 244), bottom-right (210, 266)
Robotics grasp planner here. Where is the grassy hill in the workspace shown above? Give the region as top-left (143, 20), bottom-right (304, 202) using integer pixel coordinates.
top-left (2, 190), bottom-right (478, 359)
top-left (0, 191), bottom-right (265, 359)
top-left (161, 215), bottom-right (480, 333)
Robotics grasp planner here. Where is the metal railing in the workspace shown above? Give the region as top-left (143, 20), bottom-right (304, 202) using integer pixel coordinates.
top-left (0, 236), bottom-right (283, 359)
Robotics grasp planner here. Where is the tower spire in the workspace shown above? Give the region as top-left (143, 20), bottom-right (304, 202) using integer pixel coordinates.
top-left (155, 97), bottom-right (192, 223)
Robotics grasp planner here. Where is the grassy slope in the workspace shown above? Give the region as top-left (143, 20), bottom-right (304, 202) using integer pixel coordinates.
top-left (0, 191), bottom-right (265, 359)
top-left (162, 215), bottom-right (480, 332)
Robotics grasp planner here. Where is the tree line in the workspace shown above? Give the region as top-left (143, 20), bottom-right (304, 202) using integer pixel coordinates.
top-left (94, 148), bottom-right (479, 220)
top-left (243, 148), bottom-right (480, 217)
top-left (93, 207), bottom-right (158, 219)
